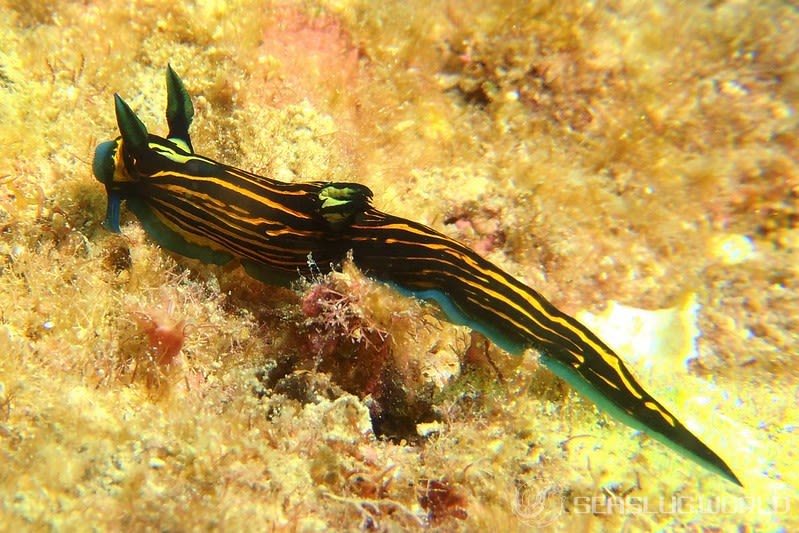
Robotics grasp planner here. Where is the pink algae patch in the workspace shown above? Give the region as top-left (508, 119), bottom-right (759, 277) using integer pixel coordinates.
top-left (253, 8), bottom-right (362, 117)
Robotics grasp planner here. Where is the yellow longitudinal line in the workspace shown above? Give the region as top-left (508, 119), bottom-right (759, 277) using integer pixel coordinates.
top-left (152, 172), bottom-right (313, 220)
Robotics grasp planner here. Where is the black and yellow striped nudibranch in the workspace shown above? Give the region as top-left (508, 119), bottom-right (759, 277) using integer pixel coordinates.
top-left (92, 66), bottom-right (741, 486)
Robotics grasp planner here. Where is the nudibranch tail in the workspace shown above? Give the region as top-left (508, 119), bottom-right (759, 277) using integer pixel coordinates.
top-left (541, 356), bottom-right (742, 486)
top-left (92, 66), bottom-right (742, 486)
top-left (343, 211), bottom-right (742, 486)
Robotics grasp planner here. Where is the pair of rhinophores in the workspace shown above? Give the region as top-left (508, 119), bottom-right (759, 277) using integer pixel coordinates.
top-left (93, 66), bottom-right (741, 486)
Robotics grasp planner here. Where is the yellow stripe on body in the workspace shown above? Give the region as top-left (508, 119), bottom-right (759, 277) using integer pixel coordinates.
top-left (150, 183), bottom-right (310, 232)
top-left (147, 197), bottom-right (313, 269)
top-left (150, 171), bottom-right (314, 220)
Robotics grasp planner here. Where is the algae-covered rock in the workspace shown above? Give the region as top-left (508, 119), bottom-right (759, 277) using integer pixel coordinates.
top-left (0, 0), bottom-right (797, 531)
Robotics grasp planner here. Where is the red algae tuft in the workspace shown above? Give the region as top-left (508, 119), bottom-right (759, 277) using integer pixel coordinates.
top-left (417, 478), bottom-right (469, 524)
top-left (133, 304), bottom-right (188, 368)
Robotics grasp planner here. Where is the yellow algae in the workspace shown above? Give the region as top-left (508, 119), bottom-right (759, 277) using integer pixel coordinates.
top-left (65, 385), bottom-right (120, 434)
top-left (0, 0), bottom-right (797, 531)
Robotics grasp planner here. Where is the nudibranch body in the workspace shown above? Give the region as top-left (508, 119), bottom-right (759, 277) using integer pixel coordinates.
top-left (93, 66), bottom-right (741, 486)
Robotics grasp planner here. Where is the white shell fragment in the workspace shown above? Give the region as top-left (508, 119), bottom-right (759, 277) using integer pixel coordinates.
top-left (577, 293), bottom-right (701, 369)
